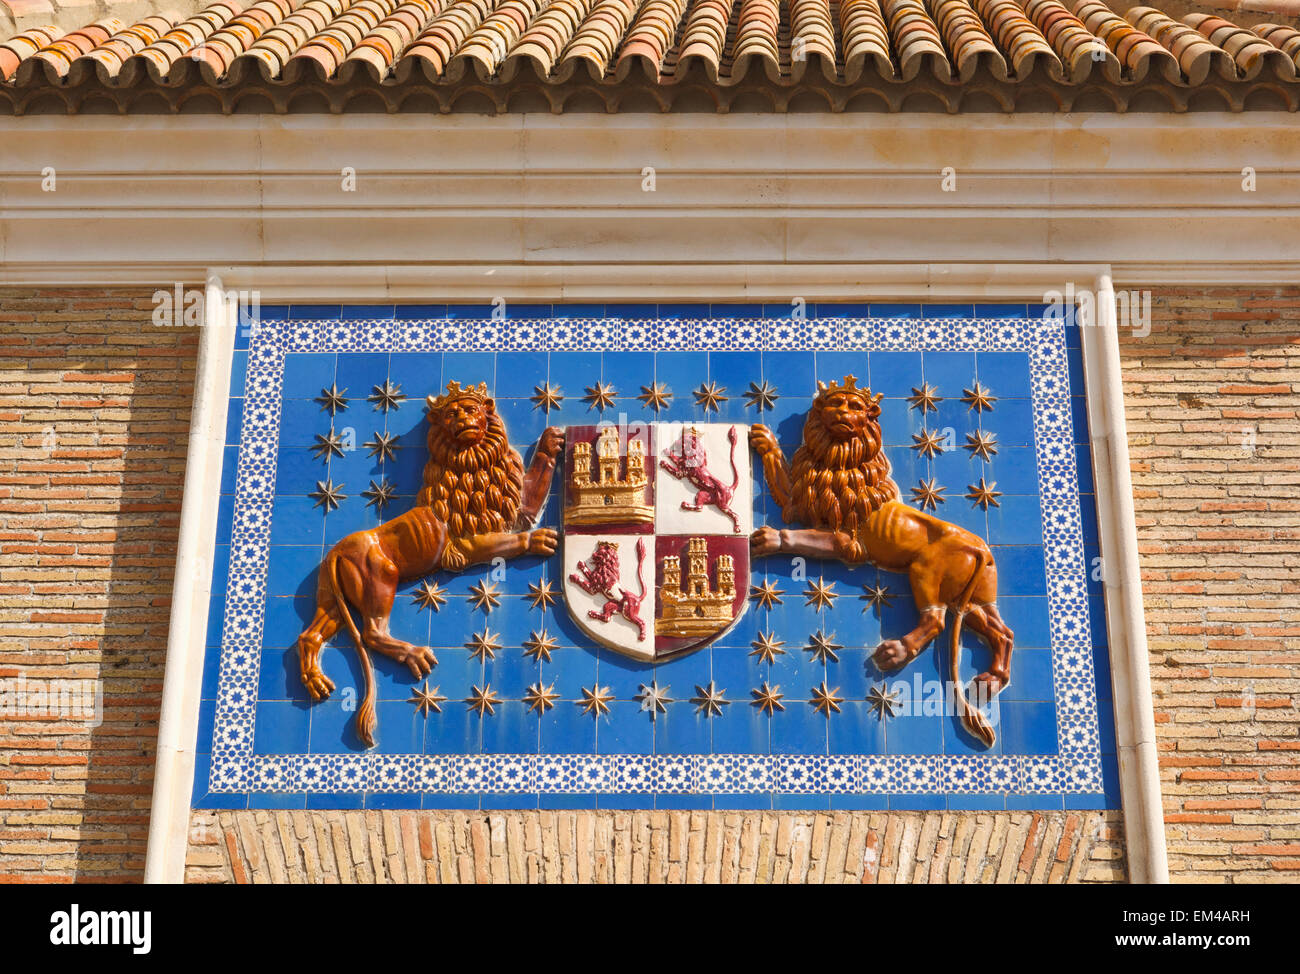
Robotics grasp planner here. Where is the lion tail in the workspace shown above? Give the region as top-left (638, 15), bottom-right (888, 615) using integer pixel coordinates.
top-left (950, 550), bottom-right (996, 748)
top-left (634, 537), bottom-right (647, 600)
top-left (950, 610), bottom-right (996, 748)
top-left (326, 554), bottom-right (378, 748)
top-left (727, 425), bottom-right (740, 492)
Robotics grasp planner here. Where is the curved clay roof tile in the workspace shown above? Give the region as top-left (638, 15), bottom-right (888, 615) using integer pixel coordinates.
top-left (675, 0), bottom-right (731, 82)
top-left (840, 0), bottom-right (894, 82)
top-left (789, 0), bottom-right (837, 82)
top-left (1253, 23), bottom-right (1300, 68)
top-left (1073, 0), bottom-right (1176, 83)
top-left (1126, 6), bottom-right (1234, 84)
top-left (1024, 0), bottom-right (1116, 81)
top-left (1184, 13), bottom-right (1294, 80)
top-left (76, 16), bottom-right (171, 81)
top-left (615, 0), bottom-right (686, 80)
top-left (2, 0), bottom-right (1298, 107)
top-left (343, 0), bottom-right (440, 79)
top-left (503, 0), bottom-right (594, 80)
top-left (928, 0), bottom-right (1008, 81)
top-left (974, 0), bottom-right (1060, 80)
top-left (559, 0), bottom-right (637, 79)
top-left (729, 0), bottom-right (782, 84)
top-left (883, 0), bottom-right (950, 82)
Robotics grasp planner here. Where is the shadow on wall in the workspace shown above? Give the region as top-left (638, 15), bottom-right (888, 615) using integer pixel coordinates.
top-left (1, 287), bottom-right (198, 883)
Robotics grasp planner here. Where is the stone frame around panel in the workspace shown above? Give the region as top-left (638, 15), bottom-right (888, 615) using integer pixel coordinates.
top-left (201, 309), bottom-right (1106, 801)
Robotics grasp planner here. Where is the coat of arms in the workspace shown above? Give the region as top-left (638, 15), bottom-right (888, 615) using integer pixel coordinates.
top-left (562, 423), bottom-right (751, 661)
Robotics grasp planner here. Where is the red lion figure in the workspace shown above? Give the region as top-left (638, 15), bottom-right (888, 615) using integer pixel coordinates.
top-left (569, 538), bottom-right (648, 641)
top-left (660, 425), bottom-right (742, 533)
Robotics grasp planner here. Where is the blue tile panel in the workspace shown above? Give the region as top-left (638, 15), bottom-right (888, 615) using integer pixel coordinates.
top-left (191, 305), bottom-right (1118, 811)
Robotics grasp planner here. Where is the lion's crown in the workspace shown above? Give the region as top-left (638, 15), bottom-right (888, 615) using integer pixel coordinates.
top-left (428, 379), bottom-right (490, 410)
top-left (815, 373), bottom-right (884, 403)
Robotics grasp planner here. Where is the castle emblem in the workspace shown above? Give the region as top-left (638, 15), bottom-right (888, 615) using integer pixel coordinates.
top-left (656, 537), bottom-right (736, 639)
top-left (561, 423), bottom-right (751, 661)
top-left (565, 426), bottom-right (653, 526)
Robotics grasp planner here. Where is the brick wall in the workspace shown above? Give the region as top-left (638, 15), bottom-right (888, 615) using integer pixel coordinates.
top-left (0, 288), bottom-right (196, 882)
top-left (184, 809), bottom-right (1125, 883)
top-left (1122, 286), bottom-right (1300, 883)
top-left (2, 285), bottom-right (1295, 883)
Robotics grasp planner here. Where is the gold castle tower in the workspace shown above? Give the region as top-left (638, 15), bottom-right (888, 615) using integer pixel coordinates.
top-left (565, 427), bottom-right (654, 525)
top-left (656, 537), bottom-right (736, 638)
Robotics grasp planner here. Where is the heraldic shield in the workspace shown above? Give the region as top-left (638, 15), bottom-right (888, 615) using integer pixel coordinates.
top-left (562, 423), bottom-right (752, 662)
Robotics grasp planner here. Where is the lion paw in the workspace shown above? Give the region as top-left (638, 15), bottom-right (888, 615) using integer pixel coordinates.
top-left (526, 528), bottom-right (558, 556)
top-left (538, 427), bottom-right (565, 461)
top-left (402, 645), bottom-right (437, 680)
top-left (301, 668), bottom-right (335, 701)
top-left (872, 639), bottom-right (912, 672)
top-left (749, 424), bottom-right (778, 457)
top-left (971, 671), bottom-right (1006, 700)
top-left (750, 525), bottom-right (780, 558)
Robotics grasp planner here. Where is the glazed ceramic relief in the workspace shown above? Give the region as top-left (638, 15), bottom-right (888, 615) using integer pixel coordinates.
top-left (194, 305), bottom-right (1119, 811)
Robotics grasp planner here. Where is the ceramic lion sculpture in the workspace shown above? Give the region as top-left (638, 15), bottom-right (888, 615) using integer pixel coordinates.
top-left (295, 380), bottom-right (562, 747)
top-left (749, 375), bottom-right (1014, 746)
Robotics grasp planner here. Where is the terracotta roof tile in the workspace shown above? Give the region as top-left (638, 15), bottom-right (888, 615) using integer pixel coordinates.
top-left (2, 0), bottom-right (1299, 110)
top-left (840, 0), bottom-right (894, 82)
top-left (1255, 21), bottom-right (1300, 63)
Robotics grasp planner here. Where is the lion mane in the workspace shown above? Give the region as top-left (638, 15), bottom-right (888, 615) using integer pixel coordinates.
top-left (579, 541), bottom-right (621, 591)
top-left (415, 406), bottom-right (524, 568)
top-left (783, 392), bottom-right (901, 538)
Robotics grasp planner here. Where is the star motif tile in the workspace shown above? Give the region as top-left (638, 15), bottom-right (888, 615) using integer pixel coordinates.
top-left (636, 681), bottom-right (673, 716)
top-left (911, 478), bottom-right (946, 511)
top-left (467, 578), bottom-right (502, 612)
top-left (962, 382), bottom-right (997, 412)
top-left (368, 379), bottom-right (407, 412)
top-left (750, 630), bottom-right (787, 664)
top-left (531, 382), bottom-right (564, 412)
top-left (522, 629), bottom-right (557, 663)
top-left (690, 681), bottom-right (730, 717)
top-left (582, 382), bottom-right (617, 412)
top-left (967, 476), bottom-right (1003, 510)
top-left (912, 428), bottom-right (947, 458)
top-left (750, 578), bottom-right (785, 610)
top-left (523, 681), bottom-right (560, 714)
top-left (578, 684), bottom-right (614, 717)
top-left (408, 682), bottom-right (447, 717)
top-left (363, 430), bottom-right (400, 462)
top-left (310, 428), bottom-right (347, 461)
top-left (411, 579), bottom-right (448, 612)
top-left (465, 627), bottom-right (502, 662)
top-left (362, 478), bottom-right (395, 510)
top-left (810, 681), bottom-right (845, 717)
top-left (908, 382), bottom-right (942, 413)
top-left (637, 382), bottom-right (672, 412)
top-left (751, 682), bottom-right (785, 715)
top-left (806, 630), bottom-right (843, 664)
top-left (964, 430), bottom-right (999, 461)
top-left (693, 381), bottom-right (728, 412)
top-left (860, 582), bottom-right (893, 614)
top-left (308, 478), bottom-right (346, 511)
top-left (867, 683), bottom-right (903, 721)
top-left (803, 576), bottom-right (839, 611)
top-left (743, 380), bottom-right (779, 411)
top-left (465, 684), bottom-right (501, 717)
top-left (525, 579), bottom-right (558, 611)
top-left (315, 383), bottom-right (348, 415)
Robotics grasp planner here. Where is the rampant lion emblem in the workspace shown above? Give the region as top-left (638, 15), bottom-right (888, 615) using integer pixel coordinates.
top-left (568, 538), bottom-right (649, 641)
top-left (659, 425), bottom-right (743, 533)
top-left (750, 375), bottom-right (1016, 747)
